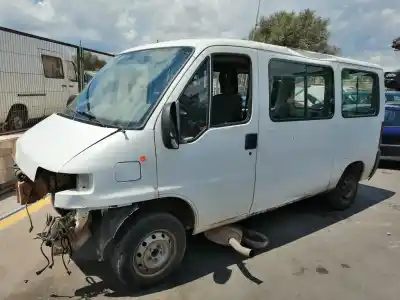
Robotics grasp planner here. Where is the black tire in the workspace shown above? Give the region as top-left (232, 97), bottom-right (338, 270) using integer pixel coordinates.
top-left (7, 109), bottom-right (27, 131)
top-left (110, 212), bottom-right (186, 290)
top-left (326, 170), bottom-right (360, 210)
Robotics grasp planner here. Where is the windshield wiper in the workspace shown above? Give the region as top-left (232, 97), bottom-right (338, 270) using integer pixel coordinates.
top-left (76, 110), bottom-right (128, 137)
top-left (76, 110), bottom-right (106, 127)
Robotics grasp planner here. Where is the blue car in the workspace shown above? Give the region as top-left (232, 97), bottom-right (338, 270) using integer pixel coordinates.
top-left (385, 90), bottom-right (400, 103)
top-left (381, 92), bottom-right (400, 161)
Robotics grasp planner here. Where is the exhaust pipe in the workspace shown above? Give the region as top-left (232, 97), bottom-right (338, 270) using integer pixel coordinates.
top-left (204, 225), bottom-right (268, 257)
top-left (228, 236), bottom-right (254, 257)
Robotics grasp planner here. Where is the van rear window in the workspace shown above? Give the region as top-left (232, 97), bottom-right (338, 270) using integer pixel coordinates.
top-left (341, 69), bottom-right (379, 118)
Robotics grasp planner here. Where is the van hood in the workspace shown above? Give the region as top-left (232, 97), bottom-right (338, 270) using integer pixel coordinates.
top-left (15, 113), bottom-right (117, 180)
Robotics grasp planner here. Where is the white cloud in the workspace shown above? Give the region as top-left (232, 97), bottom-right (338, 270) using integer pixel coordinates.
top-left (0, 0), bottom-right (399, 69)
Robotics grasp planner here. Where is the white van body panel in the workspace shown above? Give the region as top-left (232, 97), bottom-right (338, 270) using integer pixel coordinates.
top-left (0, 29), bottom-right (78, 125)
top-left (14, 38), bottom-right (384, 234)
top-left (55, 128), bottom-right (158, 209)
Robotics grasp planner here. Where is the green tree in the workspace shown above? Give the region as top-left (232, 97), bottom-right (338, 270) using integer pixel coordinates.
top-left (73, 51), bottom-right (107, 71)
top-left (249, 9), bottom-right (340, 55)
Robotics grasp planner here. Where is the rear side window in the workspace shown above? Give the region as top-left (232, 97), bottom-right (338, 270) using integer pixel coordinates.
top-left (66, 61), bottom-right (77, 82)
top-left (41, 55), bottom-right (64, 79)
top-left (384, 109), bottom-right (400, 126)
top-left (269, 59), bottom-right (334, 122)
top-left (341, 69), bottom-right (379, 117)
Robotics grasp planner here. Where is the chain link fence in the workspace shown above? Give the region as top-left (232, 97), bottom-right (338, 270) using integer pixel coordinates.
top-left (0, 26), bottom-right (114, 135)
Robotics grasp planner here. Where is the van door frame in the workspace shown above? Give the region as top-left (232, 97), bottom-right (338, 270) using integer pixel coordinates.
top-left (154, 45), bottom-right (260, 233)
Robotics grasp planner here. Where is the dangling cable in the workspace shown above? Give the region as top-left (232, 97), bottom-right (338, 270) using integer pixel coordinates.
top-left (36, 240), bottom-right (50, 275)
top-left (25, 202), bottom-right (33, 233)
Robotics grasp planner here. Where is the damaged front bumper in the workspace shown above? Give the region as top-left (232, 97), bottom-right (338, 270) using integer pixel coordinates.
top-left (14, 165), bottom-right (140, 276)
top-left (34, 208), bottom-right (91, 275)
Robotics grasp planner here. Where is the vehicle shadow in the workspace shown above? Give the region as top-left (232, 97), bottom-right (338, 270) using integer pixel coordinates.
top-left (67, 183), bottom-right (395, 298)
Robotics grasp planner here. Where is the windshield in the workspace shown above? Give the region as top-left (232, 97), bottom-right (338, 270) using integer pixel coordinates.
top-left (63, 46), bottom-right (193, 129)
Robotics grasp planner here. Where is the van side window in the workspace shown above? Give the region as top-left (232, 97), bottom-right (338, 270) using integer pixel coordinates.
top-left (41, 55), bottom-right (64, 79)
top-left (178, 58), bottom-right (210, 142)
top-left (66, 61), bottom-right (77, 82)
top-left (341, 69), bottom-right (379, 117)
top-left (306, 66), bottom-right (334, 119)
top-left (269, 59), bottom-right (334, 121)
top-left (211, 54), bottom-right (251, 126)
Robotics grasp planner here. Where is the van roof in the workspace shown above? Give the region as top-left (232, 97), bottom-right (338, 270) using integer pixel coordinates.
top-left (119, 38), bottom-right (383, 70)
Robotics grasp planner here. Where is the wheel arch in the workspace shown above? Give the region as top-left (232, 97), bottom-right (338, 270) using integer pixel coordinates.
top-left (343, 160), bottom-right (365, 180)
top-left (94, 196), bottom-right (198, 261)
top-left (7, 103), bottom-right (28, 120)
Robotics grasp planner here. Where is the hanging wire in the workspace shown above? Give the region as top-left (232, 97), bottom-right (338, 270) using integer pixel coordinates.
top-left (34, 212), bottom-right (75, 276)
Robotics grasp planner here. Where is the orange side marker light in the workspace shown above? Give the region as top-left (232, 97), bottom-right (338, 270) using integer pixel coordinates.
top-left (139, 155), bottom-right (147, 162)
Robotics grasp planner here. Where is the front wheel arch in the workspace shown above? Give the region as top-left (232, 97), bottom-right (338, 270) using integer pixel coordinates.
top-left (94, 197), bottom-right (197, 262)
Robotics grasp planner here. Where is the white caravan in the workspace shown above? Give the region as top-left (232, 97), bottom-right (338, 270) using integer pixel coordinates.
top-left (14, 39), bottom-right (383, 289)
top-left (0, 28), bottom-right (79, 130)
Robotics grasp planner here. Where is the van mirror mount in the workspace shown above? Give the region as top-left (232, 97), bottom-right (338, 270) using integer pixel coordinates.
top-left (161, 102), bottom-right (179, 149)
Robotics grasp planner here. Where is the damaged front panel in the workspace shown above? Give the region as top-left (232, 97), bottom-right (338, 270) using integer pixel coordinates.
top-left (93, 204), bottom-right (139, 261)
top-left (15, 166), bottom-right (77, 205)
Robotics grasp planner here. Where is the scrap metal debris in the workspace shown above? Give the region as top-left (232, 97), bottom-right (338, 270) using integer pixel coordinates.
top-left (34, 212), bottom-right (76, 276)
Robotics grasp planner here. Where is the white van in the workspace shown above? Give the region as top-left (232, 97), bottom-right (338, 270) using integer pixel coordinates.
top-left (14, 39), bottom-right (383, 289)
top-left (0, 28), bottom-right (79, 131)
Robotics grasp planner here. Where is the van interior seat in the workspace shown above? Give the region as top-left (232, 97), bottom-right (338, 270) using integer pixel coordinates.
top-left (211, 70), bottom-right (243, 125)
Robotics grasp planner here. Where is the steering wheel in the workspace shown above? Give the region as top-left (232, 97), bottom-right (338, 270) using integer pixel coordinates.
top-left (178, 95), bottom-right (205, 137)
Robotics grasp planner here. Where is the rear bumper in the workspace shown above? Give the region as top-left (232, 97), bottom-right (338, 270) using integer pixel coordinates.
top-left (368, 149), bottom-right (381, 179)
top-left (380, 144), bottom-right (400, 161)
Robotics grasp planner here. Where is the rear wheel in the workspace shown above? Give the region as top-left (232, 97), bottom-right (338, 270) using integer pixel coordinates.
top-left (326, 170), bottom-right (360, 210)
top-left (7, 109), bottom-right (27, 131)
top-left (110, 212), bottom-right (186, 290)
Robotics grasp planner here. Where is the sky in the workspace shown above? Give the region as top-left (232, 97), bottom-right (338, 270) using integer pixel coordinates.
top-left (1, 0), bottom-right (399, 70)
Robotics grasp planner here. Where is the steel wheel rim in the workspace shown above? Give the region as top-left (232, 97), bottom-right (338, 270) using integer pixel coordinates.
top-left (12, 115), bottom-right (23, 129)
top-left (133, 230), bottom-right (176, 277)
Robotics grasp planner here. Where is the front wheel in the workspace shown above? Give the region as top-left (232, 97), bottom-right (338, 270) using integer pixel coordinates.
top-left (110, 212), bottom-right (187, 290)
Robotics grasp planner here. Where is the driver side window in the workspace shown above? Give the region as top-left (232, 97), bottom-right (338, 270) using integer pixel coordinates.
top-left (178, 58), bottom-right (210, 142)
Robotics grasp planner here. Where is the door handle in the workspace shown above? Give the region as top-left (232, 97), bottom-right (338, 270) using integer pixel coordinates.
top-left (69, 85), bottom-right (74, 87)
top-left (61, 84), bottom-right (67, 87)
top-left (245, 133), bottom-right (258, 150)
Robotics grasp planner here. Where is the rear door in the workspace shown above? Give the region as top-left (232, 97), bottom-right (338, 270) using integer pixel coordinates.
top-left (38, 49), bottom-right (70, 116)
